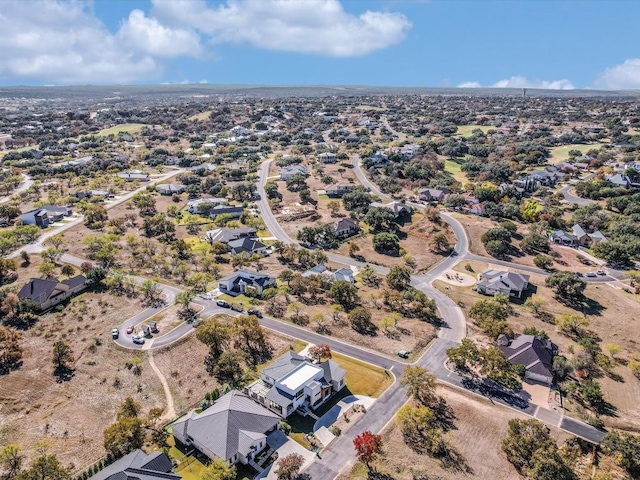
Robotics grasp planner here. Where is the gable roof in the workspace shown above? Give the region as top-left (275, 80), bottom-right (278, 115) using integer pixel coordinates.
top-left (17, 278), bottom-right (66, 304)
top-left (173, 390), bottom-right (280, 461)
top-left (201, 227), bottom-right (257, 244)
top-left (572, 224), bottom-right (587, 238)
top-left (62, 275), bottom-right (87, 289)
top-left (320, 360), bottom-right (346, 384)
top-left (498, 335), bottom-right (554, 379)
top-left (89, 450), bottom-right (178, 480)
top-left (228, 237), bottom-right (266, 254)
top-left (478, 269), bottom-right (530, 292)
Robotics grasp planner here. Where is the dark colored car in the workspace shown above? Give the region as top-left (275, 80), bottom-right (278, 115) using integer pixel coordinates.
top-left (247, 308), bottom-right (263, 318)
top-left (216, 300), bottom-right (231, 308)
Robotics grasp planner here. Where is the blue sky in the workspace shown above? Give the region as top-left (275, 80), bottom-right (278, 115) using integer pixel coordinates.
top-left (0, 0), bottom-right (639, 89)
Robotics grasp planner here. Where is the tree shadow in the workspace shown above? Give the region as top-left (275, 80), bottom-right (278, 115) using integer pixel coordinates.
top-left (54, 366), bottom-right (75, 383)
top-left (440, 445), bottom-right (473, 475)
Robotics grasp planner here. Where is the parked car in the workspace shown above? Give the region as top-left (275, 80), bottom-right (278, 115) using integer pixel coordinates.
top-left (397, 350), bottom-right (410, 359)
top-left (111, 328), bottom-right (119, 339)
top-left (216, 300), bottom-right (231, 308)
top-left (597, 270), bottom-right (606, 276)
top-left (576, 272), bottom-right (583, 277)
top-left (586, 272), bottom-right (597, 278)
top-left (247, 308), bottom-right (263, 318)
top-left (149, 321), bottom-right (158, 333)
top-left (132, 335), bottom-right (145, 345)
top-left (231, 304), bottom-right (244, 313)
top-left (126, 325), bottom-right (135, 334)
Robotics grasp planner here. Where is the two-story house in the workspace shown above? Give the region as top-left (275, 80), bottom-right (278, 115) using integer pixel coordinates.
top-left (245, 352), bottom-right (346, 417)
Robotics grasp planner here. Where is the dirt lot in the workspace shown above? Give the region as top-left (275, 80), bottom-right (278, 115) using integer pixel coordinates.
top-left (151, 326), bottom-right (296, 415)
top-left (437, 260), bottom-right (640, 430)
top-left (342, 385), bottom-right (572, 480)
top-left (457, 214), bottom-right (606, 273)
top-left (0, 291), bottom-right (164, 473)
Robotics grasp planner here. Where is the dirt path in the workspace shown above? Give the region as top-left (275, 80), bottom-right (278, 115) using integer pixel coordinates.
top-left (147, 348), bottom-right (176, 421)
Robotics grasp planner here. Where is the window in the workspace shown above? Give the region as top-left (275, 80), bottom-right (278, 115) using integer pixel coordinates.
top-left (295, 389), bottom-right (304, 399)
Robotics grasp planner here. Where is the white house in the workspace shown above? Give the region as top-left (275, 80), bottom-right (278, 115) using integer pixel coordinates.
top-left (217, 270), bottom-right (276, 297)
top-left (475, 269), bottom-right (530, 298)
top-left (319, 152), bottom-right (338, 164)
top-left (325, 183), bottom-right (354, 196)
top-left (245, 352), bottom-right (346, 417)
top-left (280, 165), bottom-right (308, 180)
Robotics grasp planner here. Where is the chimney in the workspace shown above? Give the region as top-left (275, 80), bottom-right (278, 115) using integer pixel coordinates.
top-left (30, 280), bottom-right (34, 294)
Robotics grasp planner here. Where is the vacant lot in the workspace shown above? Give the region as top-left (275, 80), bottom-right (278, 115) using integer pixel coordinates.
top-left (343, 385), bottom-right (572, 480)
top-left (549, 143), bottom-right (607, 164)
top-left (96, 123), bottom-right (147, 137)
top-left (455, 125), bottom-right (494, 137)
top-left (0, 291), bottom-right (163, 472)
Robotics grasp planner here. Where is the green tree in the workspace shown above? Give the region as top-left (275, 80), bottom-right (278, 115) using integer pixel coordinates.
top-left (364, 207), bottom-right (395, 232)
top-left (545, 272), bottom-right (586, 305)
top-left (17, 443), bottom-right (68, 480)
top-left (0, 327), bottom-right (23, 375)
top-left (139, 280), bottom-right (163, 306)
top-left (396, 405), bottom-right (446, 456)
top-left (199, 459), bottom-right (236, 480)
top-left (0, 444), bottom-right (23, 480)
top-left (349, 307), bottom-right (377, 335)
top-left (52, 341), bottom-right (74, 374)
top-left (400, 366), bottom-right (437, 407)
top-left (602, 430), bottom-right (640, 476)
top-left (175, 290), bottom-right (196, 318)
top-left (556, 313), bottom-right (589, 339)
top-left (373, 232), bottom-right (400, 254)
top-left (431, 232), bottom-right (451, 253)
top-left (117, 397), bottom-right (141, 420)
top-left (501, 419), bottom-right (557, 475)
top-left (38, 262), bottom-right (56, 279)
top-left (213, 351), bottom-right (245, 386)
top-left (103, 418), bottom-right (145, 458)
top-left (327, 280), bottom-right (360, 311)
top-left (533, 254), bottom-right (554, 270)
top-left (386, 265), bottom-right (411, 290)
top-left (196, 318), bottom-right (230, 359)
top-left (446, 338), bottom-right (480, 370)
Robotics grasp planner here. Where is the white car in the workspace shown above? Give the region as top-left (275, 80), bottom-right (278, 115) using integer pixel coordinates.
top-left (132, 335), bottom-right (145, 345)
top-left (111, 328), bottom-right (119, 339)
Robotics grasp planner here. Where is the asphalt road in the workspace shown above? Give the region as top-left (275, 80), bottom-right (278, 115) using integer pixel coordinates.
top-left (0, 173), bottom-right (34, 204)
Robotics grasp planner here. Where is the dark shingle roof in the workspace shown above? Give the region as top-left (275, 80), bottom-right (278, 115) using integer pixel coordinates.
top-left (17, 278), bottom-right (62, 303)
top-left (62, 275), bottom-right (87, 289)
top-left (89, 450), bottom-right (178, 480)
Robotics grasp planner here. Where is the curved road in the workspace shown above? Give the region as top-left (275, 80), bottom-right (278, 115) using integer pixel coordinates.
top-left (0, 173), bottom-right (34, 204)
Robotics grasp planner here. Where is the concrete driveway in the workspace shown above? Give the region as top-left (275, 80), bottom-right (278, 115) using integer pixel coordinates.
top-left (256, 430), bottom-right (316, 480)
top-left (313, 395), bottom-right (375, 431)
top-left (522, 380), bottom-right (550, 407)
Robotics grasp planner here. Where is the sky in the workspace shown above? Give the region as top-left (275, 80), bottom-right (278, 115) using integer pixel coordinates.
top-left (1, 0), bottom-right (639, 89)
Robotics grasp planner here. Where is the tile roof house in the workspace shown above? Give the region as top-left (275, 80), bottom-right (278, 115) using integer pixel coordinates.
top-left (497, 334), bottom-right (556, 385)
top-left (245, 351), bottom-right (346, 418)
top-left (172, 390), bottom-right (280, 465)
top-left (201, 227), bottom-right (257, 244)
top-left (475, 269), bottom-right (530, 298)
top-left (217, 270), bottom-right (276, 297)
top-left (333, 217), bottom-right (359, 238)
top-left (18, 276), bottom-right (87, 311)
top-left (89, 450), bottom-right (179, 480)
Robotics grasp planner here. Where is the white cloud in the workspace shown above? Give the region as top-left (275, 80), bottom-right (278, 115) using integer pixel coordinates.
top-left (151, 0), bottom-right (412, 57)
top-left (457, 76), bottom-right (574, 90)
top-left (594, 59), bottom-right (640, 90)
top-left (117, 10), bottom-right (203, 58)
top-left (0, 0), bottom-right (172, 84)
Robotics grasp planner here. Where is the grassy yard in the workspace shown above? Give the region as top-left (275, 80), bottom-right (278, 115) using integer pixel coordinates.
top-left (332, 353), bottom-right (393, 398)
top-left (96, 123), bottom-right (147, 137)
top-left (0, 145), bottom-right (34, 157)
top-left (444, 159), bottom-right (467, 184)
top-left (454, 125), bottom-right (493, 137)
top-left (549, 143), bottom-right (606, 164)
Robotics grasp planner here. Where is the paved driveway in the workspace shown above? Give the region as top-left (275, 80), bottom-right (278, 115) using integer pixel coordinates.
top-left (256, 430), bottom-right (316, 480)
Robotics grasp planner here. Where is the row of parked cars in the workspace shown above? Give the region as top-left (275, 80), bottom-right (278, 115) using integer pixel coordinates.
top-left (215, 300), bottom-right (263, 318)
top-left (112, 321), bottom-right (159, 344)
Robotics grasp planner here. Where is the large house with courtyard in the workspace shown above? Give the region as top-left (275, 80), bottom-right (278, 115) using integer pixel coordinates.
top-left (245, 351), bottom-right (346, 418)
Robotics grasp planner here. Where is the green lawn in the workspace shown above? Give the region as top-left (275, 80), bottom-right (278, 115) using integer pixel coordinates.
top-left (548, 143), bottom-right (606, 164)
top-left (332, 353), bottom-right (393, 398)
top-left (96, 123), bottom-right (147, 137)
top-left (455, 125), bottom-right (493, 137)
top-left (444, 160), bottom-right (467, 184)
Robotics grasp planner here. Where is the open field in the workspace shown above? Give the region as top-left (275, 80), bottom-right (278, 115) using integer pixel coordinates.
top-left (342, 385), bottom-right (574, 480)
top-left (444, 158), bottom-right (467, 184)
top-left (95, 123), bottom-right (147, 137)
top-left (0, 290), bottom-right (164, 472)
top-left (188, 111), bottom-right (212, 121)
top-left (355, 105), bottom-right (385, 112)
top-left (332, 353), bottom-right (393, 398)
top-left (549, 143), bottom-right (607, 164)
top-left (455, 125), bottom-right (494, 137)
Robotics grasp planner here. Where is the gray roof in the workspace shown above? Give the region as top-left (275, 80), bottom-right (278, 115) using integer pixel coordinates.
top-left (590, 231), bottom-right (608, 242)
top-left (261, 351), bottom-right (306, 381)
top-left (478, 269), bottom-right (529, 292)
top-left (572, 224), bottom-right (587, 238)
top-left (218, 270), bottom-right (276, 288)
top-left (89, 450), bottom-right (178, 480)
top-left (320, 360), bottom-right (346, 384)
top-left (62, 275), bottom-right (87, 289)
top-left (17, 278), bottom-right (65, 304)
top-left (302, 264), bottom-right (328, 277)
top-left (498, 335), bottom-right (554, 380)
top-left (202, 227), bottom-right (257, 244)
top-left (228, 237), bottom-right (266, 255)
top-left (172, 390), bottom-right (280, 461)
